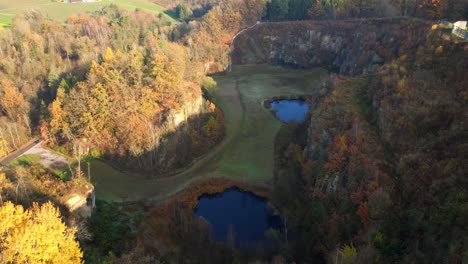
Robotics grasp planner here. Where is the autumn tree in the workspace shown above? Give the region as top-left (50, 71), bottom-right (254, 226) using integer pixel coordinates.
top-left (0, 201), bottom-right (83, 263)
top-left (49, 44), bottom-right (198, 163)
top-left (421, 0), bottom-right (447, 19)
top-left (0, 137), bottom-right (9, 158)
top-left (0, 172), bottom-right (13, 205)
top-left (308, 0), bottom-right (326, 19)
top-left (0, 80), bottom-right (26, 122)
top-left (203, 116), bottom-right (221, 143)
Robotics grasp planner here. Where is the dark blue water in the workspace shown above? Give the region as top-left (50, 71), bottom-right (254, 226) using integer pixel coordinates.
top-left (270, 99), bottom-right (309, 122)
top-left (193, 188), bottom-right (282, 247)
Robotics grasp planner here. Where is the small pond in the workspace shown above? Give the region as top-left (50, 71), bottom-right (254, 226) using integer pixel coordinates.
top-left (270, 99), bottom-right (309, 122)
top-left (193, 188), bottom-right (283, 247)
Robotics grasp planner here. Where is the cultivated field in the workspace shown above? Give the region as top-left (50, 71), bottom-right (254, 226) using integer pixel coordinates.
top-left (90, 65), bottom-right (328, 202)
top-left (0, 0), bottom-right (174, 27)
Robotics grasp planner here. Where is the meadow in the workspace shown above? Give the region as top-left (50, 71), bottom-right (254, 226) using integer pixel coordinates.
top-left (0, 0), bottom-right (175, 27)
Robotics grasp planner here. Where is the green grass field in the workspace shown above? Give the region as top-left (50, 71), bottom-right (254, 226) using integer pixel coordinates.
top-left (84, 159), bottom-right (136, 201)
top-left (0, 0), bottom-right (175, 27)
top-left (89, 65), bottom-right (328, 202)
top-left (6, 154), bottom-right (40, 167)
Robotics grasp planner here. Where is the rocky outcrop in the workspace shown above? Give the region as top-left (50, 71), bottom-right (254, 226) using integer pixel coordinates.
top-left (164, 95), bottom-right (212, 131)
top-left (152, 96), bottom-right (214, 173)
top-left (123, 95), bottom-right (222, 176)
top-left (64, 185), bottom-right (95, 218)
top-left (232, 18), bottom-right (431, 75)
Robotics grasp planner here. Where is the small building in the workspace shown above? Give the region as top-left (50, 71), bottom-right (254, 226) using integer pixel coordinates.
top-left (452, 21), bottom-right (467, 40)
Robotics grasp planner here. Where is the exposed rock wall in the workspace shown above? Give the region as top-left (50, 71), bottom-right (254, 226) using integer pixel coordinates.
top-left (122, 95), bottom-right (221, 176)
top-left (232, 18), bottom-right (431, 75)
top-left (152, 96), bottom-right (213, 172)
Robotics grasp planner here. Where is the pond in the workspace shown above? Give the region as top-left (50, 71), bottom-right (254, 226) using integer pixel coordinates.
top-left (193, 188), bottom-right (283, 247)
top-left (270, 99), bottom-right (309, 122)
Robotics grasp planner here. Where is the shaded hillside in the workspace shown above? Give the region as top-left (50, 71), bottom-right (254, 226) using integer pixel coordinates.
top-left (233, 18), bottom-right (431, 75)
top-left (236, 19), bottom-right (468, 263)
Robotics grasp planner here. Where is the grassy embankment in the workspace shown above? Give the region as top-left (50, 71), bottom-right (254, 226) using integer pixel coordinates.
top-left (0, 0), bottom-right (175, 28)
top-left (89, 65), bottom-right (328, 202)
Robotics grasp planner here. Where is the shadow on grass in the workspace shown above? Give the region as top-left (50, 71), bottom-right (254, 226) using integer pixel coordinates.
top-left (163, 9), bottom-right (177, 20)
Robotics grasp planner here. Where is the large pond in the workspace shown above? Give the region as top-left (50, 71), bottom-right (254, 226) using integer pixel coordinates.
top-left (193, 188), bottom-right (282, 247)
top-left (270, 99), bottom-right (309, 122)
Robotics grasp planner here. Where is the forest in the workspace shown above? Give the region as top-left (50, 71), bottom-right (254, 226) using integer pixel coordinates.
top-left (0, 0), bottom-right (467, 263)
top-left (264, 0), bottom-right (466, 20)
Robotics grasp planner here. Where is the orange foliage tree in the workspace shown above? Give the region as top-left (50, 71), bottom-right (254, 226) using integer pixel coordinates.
top-left (0, 80), bottom-right (26, 122)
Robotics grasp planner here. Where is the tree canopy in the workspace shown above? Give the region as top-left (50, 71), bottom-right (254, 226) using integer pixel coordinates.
top-left (0, 201), bottom-right (83, 263)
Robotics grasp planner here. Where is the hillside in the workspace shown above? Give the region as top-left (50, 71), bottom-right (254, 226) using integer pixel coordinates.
top-left (232, 19), bottom-right (467, 263)
top-left (0, 0), bottom-right (466, 262)
top-left (233, 18), bottom-right (431, 75)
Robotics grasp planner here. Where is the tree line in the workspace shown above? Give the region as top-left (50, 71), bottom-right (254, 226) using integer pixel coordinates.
top-left (265, 0), bottom-right (466, 21)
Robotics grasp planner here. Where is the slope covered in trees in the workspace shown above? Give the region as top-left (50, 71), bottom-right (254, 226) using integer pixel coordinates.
top-left (262, 22), bottom-right (467, 263)
top-left (0, 1), bottom-right (266, 172)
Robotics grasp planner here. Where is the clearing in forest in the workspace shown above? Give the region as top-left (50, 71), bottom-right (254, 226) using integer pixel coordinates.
top-left (90, 65), bottom-right (328, 202)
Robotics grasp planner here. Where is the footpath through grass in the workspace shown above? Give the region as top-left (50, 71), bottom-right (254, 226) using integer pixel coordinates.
top-left (90, 65), bottom-right (328, 202)
top-left (0, 0), bottom-right (175, 27)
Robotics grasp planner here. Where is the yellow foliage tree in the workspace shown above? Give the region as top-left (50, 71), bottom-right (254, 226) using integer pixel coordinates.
top-left (103, 47), bottom-right (115, 63)
top-left (0, 201), bottom-right (83, 263)
top-left (0, 80), bottom-right (26, 121)
top-left (0, 138), bottom-right (10, 158)
top-left (0, 172), bottom-right (13, 204)
top-left (49, 88), bottom-right (69, 136)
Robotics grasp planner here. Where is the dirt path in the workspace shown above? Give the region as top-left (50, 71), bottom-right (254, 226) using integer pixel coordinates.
top-left (91, 65), bottom-right (328, 202)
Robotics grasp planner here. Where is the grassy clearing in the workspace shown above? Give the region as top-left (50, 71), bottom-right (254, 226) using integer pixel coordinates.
top-left (88, 65), bottom-right (327, 202)
top-left (85, 159), bottom-right (135, 202)
top-left (0, 0), bottom-right (174, 27)
top-left (113, 0), bottom-right (176, 21)
top-left (206, 65), bottom-right (327, 184)
top-left (6, 154), bottom-right (40, 167)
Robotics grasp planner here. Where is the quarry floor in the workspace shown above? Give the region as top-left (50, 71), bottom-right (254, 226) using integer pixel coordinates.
top-left (91, 65), bottom-right (328, 202)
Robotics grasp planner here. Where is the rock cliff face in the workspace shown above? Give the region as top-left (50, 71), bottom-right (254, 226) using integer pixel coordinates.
top-left (151, 96), bottom-right (213, 173)
top-left (233, 19), bottom-right (467, 263)
top-left (232, 18), bottom-right (431, 76)
top-left (122, 93), bottom-right (223, 176)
